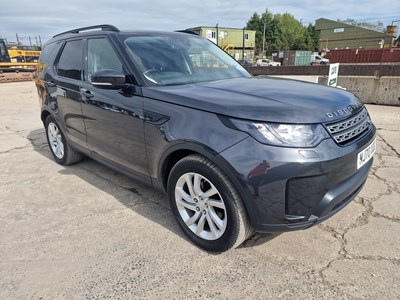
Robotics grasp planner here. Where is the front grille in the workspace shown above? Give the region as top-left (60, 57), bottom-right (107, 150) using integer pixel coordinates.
top-left (326, 108), bottom-right (371, 144)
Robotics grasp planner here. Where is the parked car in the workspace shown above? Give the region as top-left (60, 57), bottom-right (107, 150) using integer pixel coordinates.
top-left (256, 58), bottom-right (281, 66)
top-left (36, 25), bottom-right (376, 252)
top-left (238, 59), bottom-right (257, 67)
top-left (311, 55), bottom-right (330, 65)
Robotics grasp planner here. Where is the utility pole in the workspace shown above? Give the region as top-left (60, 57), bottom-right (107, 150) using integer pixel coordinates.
top-left (262, 17), bottom-right (266, 57)
top-left (242, 27), bottom-right (245, 60)
top-left (216, 23), bottom-right (219, 46)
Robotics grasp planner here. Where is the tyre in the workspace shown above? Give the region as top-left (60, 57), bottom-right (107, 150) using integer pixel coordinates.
top-left (45, 115), bottom-right (83, 165)
top-left (167, 154), bottom-right (252, 252)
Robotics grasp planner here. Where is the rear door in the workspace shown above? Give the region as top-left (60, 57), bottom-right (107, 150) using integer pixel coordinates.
top-left (53, 39), bottom-right (87, 148)
top-left (80, 37), bottom-right (148, 178)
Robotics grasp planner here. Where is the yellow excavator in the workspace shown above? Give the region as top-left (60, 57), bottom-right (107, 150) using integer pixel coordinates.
top-left (0, 39), bottom-right (40, 82)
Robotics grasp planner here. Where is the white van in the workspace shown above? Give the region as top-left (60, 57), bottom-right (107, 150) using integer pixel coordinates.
top-left (256, 59), bottom-right (281, 66)
top-left (311, 55), bottom-right (330, 65)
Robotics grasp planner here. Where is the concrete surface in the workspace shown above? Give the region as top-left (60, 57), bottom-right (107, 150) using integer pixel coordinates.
top-left (0, 82), bottom-right (399, 299)
top-left (267, 75), bottom-right (400, 106)
top-left (330, 76), bottom-right (400, 106)
top-left (268, 75), bottom-right (319, 83)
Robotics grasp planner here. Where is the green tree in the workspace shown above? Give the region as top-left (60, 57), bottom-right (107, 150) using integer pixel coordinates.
top-left (305, 23), bottom-right (320, 51)
top-left (246, 9), bottom-right (320, 52)
top-left (246, 9), bottom-right (278, 53)
top-left (274, 13), bottom-right (308, 50)
top-left (262, 10), bottom-right (280, 51)
top-left (246, 12), bottom-right (262, 53)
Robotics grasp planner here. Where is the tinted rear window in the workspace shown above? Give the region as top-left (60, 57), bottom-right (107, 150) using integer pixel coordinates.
top-left (39, 42), bottom-right (57, 64)
top-left (57, 40), bottom-right (83, 80)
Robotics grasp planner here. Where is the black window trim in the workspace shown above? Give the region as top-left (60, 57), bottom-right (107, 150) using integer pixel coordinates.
top-left (54, 38), bottom-right (85, 82)
top-left (53, 34), bottom-right (143, 87)
top-left (84, 34), bottom-right (140, 86)
top-left (85, 35), bottom-right (127, 83)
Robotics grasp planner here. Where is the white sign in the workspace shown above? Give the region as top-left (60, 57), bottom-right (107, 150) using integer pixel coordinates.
top-left (328, 63), bottom-right (339, 87)
top-left (334, 28), bottom-right (345, 33)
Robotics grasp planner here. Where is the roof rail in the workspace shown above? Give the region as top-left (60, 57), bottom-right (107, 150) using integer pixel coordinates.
top-left (175, 30), bottom-right (199, 36)
top-left (53, 24), bottom-right (120, 38)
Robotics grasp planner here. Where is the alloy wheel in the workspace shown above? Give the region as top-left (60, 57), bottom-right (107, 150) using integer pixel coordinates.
top-left (47, 122), bottom-right (64, 159)
top-left (175, 172), bottom-right (227, 240)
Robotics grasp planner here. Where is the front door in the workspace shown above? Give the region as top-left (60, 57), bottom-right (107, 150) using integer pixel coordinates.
top-left (80, 37), bottom-right (148, 178)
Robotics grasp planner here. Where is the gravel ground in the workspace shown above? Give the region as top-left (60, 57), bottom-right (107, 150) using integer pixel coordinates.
top-left (0, 82), bottom-right (399, 299)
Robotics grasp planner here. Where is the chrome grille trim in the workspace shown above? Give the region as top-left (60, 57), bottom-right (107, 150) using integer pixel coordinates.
top-left (326, 108), bottom-right (370, 144)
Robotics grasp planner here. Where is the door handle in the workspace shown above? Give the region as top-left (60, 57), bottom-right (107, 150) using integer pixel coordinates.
top-left (80, 88), bottom-right (94, 99)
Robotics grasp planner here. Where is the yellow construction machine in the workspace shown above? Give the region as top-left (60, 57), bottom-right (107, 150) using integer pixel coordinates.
top-left (0, 39), bottom-right (40, 82)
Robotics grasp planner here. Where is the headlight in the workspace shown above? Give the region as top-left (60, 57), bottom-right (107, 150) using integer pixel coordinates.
top-left (230, 119), bottom-right (329, 147)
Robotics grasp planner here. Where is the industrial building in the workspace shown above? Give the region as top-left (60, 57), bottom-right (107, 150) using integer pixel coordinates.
top-left (315, 18), bottom-right (396, 50)
top-left (185, 26), bottom-right (256, 60)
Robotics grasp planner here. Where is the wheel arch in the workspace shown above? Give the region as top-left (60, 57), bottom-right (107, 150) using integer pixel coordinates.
top-left (158, 141), bottom-right (257, 224)
top-left (41, 108), bottom-right (51, 125)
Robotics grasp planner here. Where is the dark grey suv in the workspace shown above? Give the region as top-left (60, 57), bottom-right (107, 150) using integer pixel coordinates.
top-left (35, 25), bottom-right (376, 252)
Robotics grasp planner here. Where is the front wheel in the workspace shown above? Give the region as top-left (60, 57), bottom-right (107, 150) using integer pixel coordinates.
top-left (167, 154), bottom-right (252, 252)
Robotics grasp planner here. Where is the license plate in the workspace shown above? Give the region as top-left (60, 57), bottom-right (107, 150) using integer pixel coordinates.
top-left (357, 139), bottom-right (376, 169)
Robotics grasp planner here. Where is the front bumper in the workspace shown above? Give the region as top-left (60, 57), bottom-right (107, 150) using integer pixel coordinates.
top-left (219, 125), bottom-right (376, 232)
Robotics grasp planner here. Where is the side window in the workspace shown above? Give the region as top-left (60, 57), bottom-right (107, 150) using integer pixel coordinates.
top-left (39, 42), bottom-right (57, 64)
top-left (0, 40), bottom-right (9, 63)
top-left (87, 38), bottom-right (123, 81)
top-left (57, 40), bottom-right (83, 80)
top-left (0, 40), bottom-right (7, 56)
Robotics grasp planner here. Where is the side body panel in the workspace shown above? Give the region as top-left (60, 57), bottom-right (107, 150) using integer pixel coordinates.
top-left (80, 86), bottom-right (148, 175)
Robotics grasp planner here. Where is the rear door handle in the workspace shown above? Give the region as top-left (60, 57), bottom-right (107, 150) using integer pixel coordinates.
top-left (80, 88), bottom-right (94, 99)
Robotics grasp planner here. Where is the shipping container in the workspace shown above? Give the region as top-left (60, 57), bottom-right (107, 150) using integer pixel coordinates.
top-left (294, 51), bottom-right (312, 66)
top-left (282, 50), bottom-right (312, 66)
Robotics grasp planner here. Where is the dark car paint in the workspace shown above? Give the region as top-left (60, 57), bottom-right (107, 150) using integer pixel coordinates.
top-left (143, 77), bottom-right (363, 123)
top-left (36, 30), bottom-right (376, 232)
top-left (219, 127), bottom-right (375, 230)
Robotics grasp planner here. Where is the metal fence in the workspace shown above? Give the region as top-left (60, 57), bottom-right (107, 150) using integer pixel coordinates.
top-left (261, 48), bottom-right (400, 66)
top-left (324, 48), bottom-right (400, 65)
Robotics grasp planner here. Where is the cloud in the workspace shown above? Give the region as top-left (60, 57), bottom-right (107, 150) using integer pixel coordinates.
top-left (0, 0), bottom-right (399, 43)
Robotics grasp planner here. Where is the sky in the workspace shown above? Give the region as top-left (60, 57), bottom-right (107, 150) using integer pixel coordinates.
top-left (1, 0), bottom-right (399, 44)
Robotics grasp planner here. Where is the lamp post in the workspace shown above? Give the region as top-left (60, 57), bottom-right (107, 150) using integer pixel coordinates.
top-left (242, 27), bottom-right (245, 60)
top-left (262, 17), bottom-right (266, 57)
top-left (216, 23), bottom-right (219, 46)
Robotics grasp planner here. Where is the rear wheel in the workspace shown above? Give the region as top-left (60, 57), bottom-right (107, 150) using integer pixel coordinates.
top-left (45, 115), bottom-right (82, 165)
top-left (167, 154), bottom-right (252, 252)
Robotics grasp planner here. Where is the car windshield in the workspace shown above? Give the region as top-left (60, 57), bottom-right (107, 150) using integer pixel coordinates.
top-left (123, 34), bottom-right (250, 86)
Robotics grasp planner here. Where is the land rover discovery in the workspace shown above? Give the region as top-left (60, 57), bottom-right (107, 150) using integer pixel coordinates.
top-left (35, 25), bottom-right (376, 252)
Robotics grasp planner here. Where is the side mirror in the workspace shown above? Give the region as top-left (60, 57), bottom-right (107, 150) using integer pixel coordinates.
top-left (91, 69), bottom-right (128, 90)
